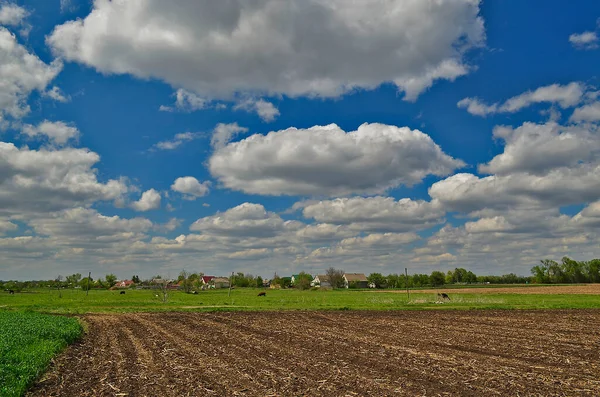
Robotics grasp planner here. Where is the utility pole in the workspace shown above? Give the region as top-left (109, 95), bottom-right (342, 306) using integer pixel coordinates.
top-left (405, 267), bottom-right (409, 301)
top-left (228, 271), bottom-right (233, 297)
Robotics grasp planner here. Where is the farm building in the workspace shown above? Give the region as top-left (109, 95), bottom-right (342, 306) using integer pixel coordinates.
top-left (212, 277), bottom-right (230, 289)
top-left (311, 275), bottom-right (331, 288)
top-left (200, 276), bottom-right (215, 285)
top-left (343, 273), bottom-right (368, 288)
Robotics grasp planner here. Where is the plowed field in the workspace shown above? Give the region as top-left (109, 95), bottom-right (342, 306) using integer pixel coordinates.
top-left (29, 310), bottom-right (600, 396)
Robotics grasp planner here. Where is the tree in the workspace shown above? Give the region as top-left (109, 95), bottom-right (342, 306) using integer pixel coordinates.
top-left (154, 279), bottom-right (170, 303)
top-left (255, 276), bottom-right (264, 288)
top-left (585, 259), bottom-right (600, 283)
top-left (179, 270), bottom-right (194, 293)
top-left (430, 271), bottom-right (445, 287)
top-left (325, 267), bottom-right (345, 289)
top-left (294, 272), bottom-right (312, 290)
top-left (367, 273), bottom-right (386, 288)
top-left (105, 274), bottom-right (117, 288)
top-left (386, 274), bottom-right (400, 289)
top-left (55, 275), bottom-right (64, 298)
top-left (80, 277), bottom-right (93, 291)
top-left (66, 273), bottom-right (82, 287)
top-left (132, 275), bottom-right (141, 284)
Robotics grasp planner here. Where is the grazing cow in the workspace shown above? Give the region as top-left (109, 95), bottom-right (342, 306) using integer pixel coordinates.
top-left (120, 291), bottom-right (126, 295)
top-left (257, 291), bottom-right (266, 297)
top-left (9, 290), bottom-right (15, 295)
top-left (437, 293), bottom-right (450, 301)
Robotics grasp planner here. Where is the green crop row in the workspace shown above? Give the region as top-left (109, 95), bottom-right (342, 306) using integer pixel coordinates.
top-left (0, 311), bottom-right (82, 397)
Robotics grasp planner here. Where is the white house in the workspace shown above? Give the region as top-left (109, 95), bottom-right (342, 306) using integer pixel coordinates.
top-left (311, 275), bottom-right (331, 288)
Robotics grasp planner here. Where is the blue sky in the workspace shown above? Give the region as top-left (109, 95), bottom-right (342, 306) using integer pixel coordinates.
top-left (1, 0), bottom-right (600, 280)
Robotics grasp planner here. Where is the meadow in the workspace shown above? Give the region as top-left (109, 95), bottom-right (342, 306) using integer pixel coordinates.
top-left (0, 311), bottom-right (82, 397)
top-left (2, 284), bottom-right (600, 314)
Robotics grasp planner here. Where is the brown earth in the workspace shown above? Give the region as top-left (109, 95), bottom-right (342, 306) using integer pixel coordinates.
top-left (408, 284), bottom-right (600, 295)
top-left (29, 310), bottom-right (600, 397)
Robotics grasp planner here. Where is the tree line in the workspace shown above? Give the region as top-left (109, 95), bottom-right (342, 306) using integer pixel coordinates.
top-left (2, 257), bottom-right (599, 292)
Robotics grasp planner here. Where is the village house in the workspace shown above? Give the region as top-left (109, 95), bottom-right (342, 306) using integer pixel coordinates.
top-left (343, 273), bottom-right (368, 289)
top-left (200, 276), bottom-right (215, 285)
top-left (114, 280), bottom-right (134, 288)
top-left (212, 277), bottom-right (230, 289)
top-left (311, 275), bottom-right (331, 288)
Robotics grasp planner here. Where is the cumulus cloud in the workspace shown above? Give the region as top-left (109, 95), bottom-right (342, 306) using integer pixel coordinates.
top-left (458, 82), bottom-right (585, 116)
top-left (130, 189), bottom-right (161, 212)
top-left (234, 98), bottom-right (280, 122)
top-left (569, 31), bottom-right (599, 50)
top-left (43, 86), bottom-right (70, 103)
top-left (0, 2), bottom-right (28, 26)
top-left (210, 123), bottom-right (248, 150)
top-left (171, 176), bottom-right (210, 200)
top-left (159, 89), bottom-right (209, 112)
top-left (0, 142), bottom-right (128, 215)
top-left (150, 132), bottom-right (200, 151)
top-left (190, 203), bottom-right (302, 238)
top-left (298, 196), bottom-right (445, 232)
top-left (29, 207), bottom-right (152, 239)
top-left (22, 120), bottom-right (80, 145)
top-left (47, 0), bottom-right (484, 101)
top-left (480, 122), bottom-right (600, 175)
top-left (570, 102), bottom-right (600, 123)
top-left (209, 123), bottom-right (464, 196)
top-left (0, 27), bottom-right (62, 120)
top-left (0, 219), bottom-right (17, 235)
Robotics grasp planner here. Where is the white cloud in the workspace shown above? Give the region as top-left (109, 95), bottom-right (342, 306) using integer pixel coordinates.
top-left (209, 123), bottom-right (464, 196)
top-left (234, 98), bottom-right (279, 122)
top-left (0, 141), bottom-right (128, 215)
top-left (298, 196), bottom-right (445, 232)
top-left (130, 189), bottom-right (161, 212)
top-left (211, 123), bottom-right (248, 150)
top-left (159, 89), bottom-right (209, 112)
top-left (190, 203), bottom-right (302, 237)
top-left (0, 2), bottom-right (28, 26)
top-left (456, 97), bottom-right (498, 116)
top-left (458, 82), bottom-right (585, 116)
top-left (47, 0), bottom-right (484, 101)
top-left (0, 27), bottom-right (62, 120)
top-left (151, 132), bottom-right (199, 151)
top-left (171, 177), bottom-right (210, 200)
top-left (480, 122), bottom-right (600, 175)
top-left (570, 102), bottom-right (600, 123)
top-left (22, 120), bottom-right (80, 145)
top-left (569, 31), bottom-right (599, 50)
top-left (43, 86), bottom-right (70, 103)
top-left (30, 207), bottom-right (152, 239)
top-left (0, 219), bottom-right (17, 235)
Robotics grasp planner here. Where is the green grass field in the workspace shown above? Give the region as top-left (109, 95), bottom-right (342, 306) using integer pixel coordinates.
top-left (0, 311), bottom-right (82, 397)
top-left (2, 286), bottom-right (600, 314)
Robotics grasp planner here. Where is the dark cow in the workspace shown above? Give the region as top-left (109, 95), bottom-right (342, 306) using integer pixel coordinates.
top-left (257, 292), bottom-right (266, 297)
top-left (120, 291), bottom-right (126, 295)
top-left (437, 293), bottom-right (450, 301)
top-left (8, 290), bottom-right (15, 295)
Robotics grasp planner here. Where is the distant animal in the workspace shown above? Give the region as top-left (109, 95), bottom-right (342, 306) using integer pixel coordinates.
top-left (8, 290), bottom-right (15, 295)
top-left (257, 292), bottom-right (266, 297)
top-left (437, 293), bottom-right (450, 301)
top-left (192, 291), bottom-right (198, 294)
top-left (120, 291), bottom-right (126, 295)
